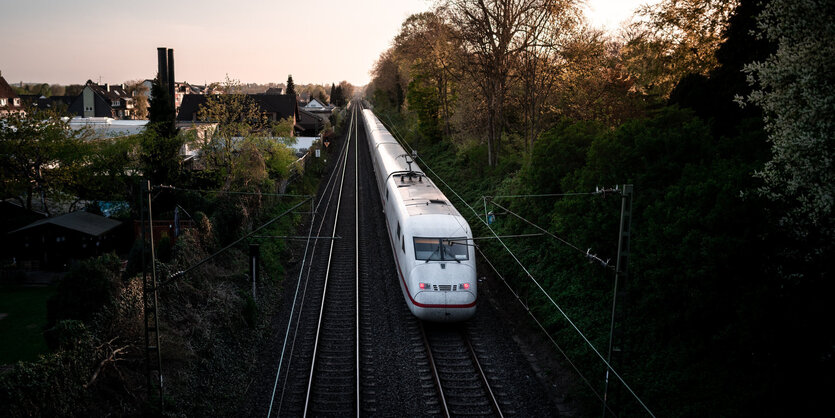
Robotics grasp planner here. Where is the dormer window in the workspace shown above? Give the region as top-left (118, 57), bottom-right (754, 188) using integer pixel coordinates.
top-left (0, 98), bottom-right (6, 106)
top-left (13, 98), bottom-right (20, 106)
top-left (112, 100), bottom-right (120, 106)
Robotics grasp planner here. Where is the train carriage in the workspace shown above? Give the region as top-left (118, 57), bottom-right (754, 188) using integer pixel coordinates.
top-left (361, 109), bottom-right (476, 321)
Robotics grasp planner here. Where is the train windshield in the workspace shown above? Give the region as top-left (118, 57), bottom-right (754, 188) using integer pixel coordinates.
top-left (413, 237), bottom-right (469, 261)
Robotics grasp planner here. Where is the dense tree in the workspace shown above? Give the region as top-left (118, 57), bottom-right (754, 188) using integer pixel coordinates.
top-left (337, 80), bottom-right (354, 102)
top-left (285, 74), bottom-right (296, 96)
top-left (515, 1), bottom-right (581, 152)
top-left (393, 12), bottom-right (462, 136)
top-left (64, 84), bottom-right (84, 97)
top-left (368, 51), bottom-right (405, 111)
top-left (124, 80), bottom-right (149, 119)
top-left (0, 110), bottom-right (92, 214)
top-left (622, 0), bottom-right (739, 98)
top-left (196, 77), bottom-right (296, 190)
top-left (144, 78), bottom-right (181, 185)
top-left (743, 0), bottom-right (835, 245)
top-left (148, 78), bottom-right (176, 138)
top-left (439, 0), bottom-right (554, 166)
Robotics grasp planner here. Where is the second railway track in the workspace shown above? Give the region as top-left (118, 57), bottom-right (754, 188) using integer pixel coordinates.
top-left (262, 100), bottom-right (558, 417)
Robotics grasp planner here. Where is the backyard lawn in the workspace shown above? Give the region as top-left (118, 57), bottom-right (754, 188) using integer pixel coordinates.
top-left (0, 285), bottom-right (55, 364)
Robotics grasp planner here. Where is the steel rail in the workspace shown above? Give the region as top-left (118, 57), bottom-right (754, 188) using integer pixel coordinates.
top-left (303, 103), bottom-right (356, 417)
top-left (354, 104), bottom-right (361, 417)
top-left (268, 103), bottom-right (354, 418)
top-left (272, 124), bottom-right (353, 416)
top-left (418, 321), bottom-right (451, 418)
top-left (464, 332), bottom-right (505, 418)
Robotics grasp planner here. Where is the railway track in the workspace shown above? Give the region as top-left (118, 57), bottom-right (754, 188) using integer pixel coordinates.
top-left (261, 101), bottom-right (547, 417)
top-left (268, 105), bottom-right (360, 417)
top-left (419, 322), bottom-right (506, 417)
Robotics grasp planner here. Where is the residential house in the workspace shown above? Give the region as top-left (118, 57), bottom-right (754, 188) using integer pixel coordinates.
top-left (139, 79), bottom-right (208, 112)
top-left (20, 94), bottom-right (75, 113)
top-left (68, 80), bottom-right (135, 119)
top-left (0, 73), bottom-right (24, 115)
top-left (177, 93), bottom-right (301, 130)
top-left (303, 97), bottom-right (327, 111)
top-left (0, 200), bottom-right (47, 262)
top-left (8, 211), bottom-right (125, 270)
top-left (298, 108), bottom-right (325, 136)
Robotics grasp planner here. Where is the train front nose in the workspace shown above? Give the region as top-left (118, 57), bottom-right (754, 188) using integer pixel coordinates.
top-left (411, 263), bottom-right (477, 321)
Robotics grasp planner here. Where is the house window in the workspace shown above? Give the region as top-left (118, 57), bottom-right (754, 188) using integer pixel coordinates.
top-left (112, 100), bottom-right (120, 106)
top-left (13, 98), bottom-right (20, 106)
top-left (0, 98), bottom-right (6, 106)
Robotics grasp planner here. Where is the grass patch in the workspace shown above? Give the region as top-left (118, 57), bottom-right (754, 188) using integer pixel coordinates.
top-left (0, 285), bottom-right (55, 364)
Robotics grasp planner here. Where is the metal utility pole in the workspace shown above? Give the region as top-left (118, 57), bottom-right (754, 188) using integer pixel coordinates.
top-left (249, 244), bottom-right (260, 301)
top-left (142, 180), bottom-right (164, 409)
top-left (602, 184), bottom-right (633, 417)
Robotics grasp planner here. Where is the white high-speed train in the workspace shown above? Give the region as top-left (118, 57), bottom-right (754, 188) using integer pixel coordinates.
top-left (361, 108), bottom-right (476, 321)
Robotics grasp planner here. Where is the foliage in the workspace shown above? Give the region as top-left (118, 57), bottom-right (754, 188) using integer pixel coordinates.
top-left (285, 74), bottom-right (296, 96)
top-left (622, 0), bottom-right (739, 98)
top-left (0, 109), bottom-right (93, 215)
top-left (0, 321), bottom-right (100, 417)
top-left (124, 80), bottom-right (149, 119)
top-left (0, 286), bottom-right (54, 363)
top-left (329, 81), bottom-right (354, 107)
top-left (45, 254), bottom-right (122, 333)
top-left (138, 128), bottom-right (183, 186)
top-left (148, 78), bottom-right (176, 138)
top-left (743, 0), bottom-right (835, 245)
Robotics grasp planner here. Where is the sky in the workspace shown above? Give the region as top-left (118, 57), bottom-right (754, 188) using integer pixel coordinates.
top-left (0, 0), bottom-right (651, 87)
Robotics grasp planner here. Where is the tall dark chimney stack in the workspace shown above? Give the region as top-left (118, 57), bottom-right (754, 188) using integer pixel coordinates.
top-left (167, 48), bottom-right (175, 110)
top-left (157, 47), bottom-right (168, 87)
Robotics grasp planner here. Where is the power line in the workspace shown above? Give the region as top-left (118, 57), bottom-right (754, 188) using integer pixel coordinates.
top-left (489, 192), bottom-right (597, 199)
top-left (158, 197), bottom-right (311, 289)
top-left (378, 113), bottom-right (655, 417)
top-left (475, 245), bottom-right (618, 417)
top-left (268, 104), bottom-right (357, 417)
top-left (155, 185), bottom-right (310, 198)
top-left (488, 200), bottom-right (614, 270)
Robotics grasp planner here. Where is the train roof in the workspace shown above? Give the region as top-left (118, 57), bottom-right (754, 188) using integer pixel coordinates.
top-left (363, 108), bottom-right (466, 219)
top-left (394, 177), bottom-right (458, 216)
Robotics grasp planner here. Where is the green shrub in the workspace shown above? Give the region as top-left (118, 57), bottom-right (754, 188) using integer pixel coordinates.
top-left (46, 254), bottom-right (122, 330)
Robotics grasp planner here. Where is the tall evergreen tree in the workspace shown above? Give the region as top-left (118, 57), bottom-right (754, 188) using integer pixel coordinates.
top-left (148, 78), bottom-right (176, 138)
top-left (286, 75), bottom-right (296, 96)
top-left (329, 83), bottom-right (335, 103)
top-left (144, 78), bottom-right (182, 185)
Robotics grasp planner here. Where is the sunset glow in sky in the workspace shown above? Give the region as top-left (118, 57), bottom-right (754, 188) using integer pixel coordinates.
top-left (0, 0), bottom-right (650, 87)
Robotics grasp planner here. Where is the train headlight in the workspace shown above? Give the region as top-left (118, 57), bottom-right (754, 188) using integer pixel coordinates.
top-left (461, 283), bottom-right (470, 290)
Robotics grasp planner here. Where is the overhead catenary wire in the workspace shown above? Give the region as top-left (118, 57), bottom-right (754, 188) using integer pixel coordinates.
top-left (488, 200), bottom-right (614, 270)
top-left (156, 185), bottom-right (310, 198)
top-left (475, 245), bottom-right (618, 417)
top-left (267, 107), bottom-right (355, 418)
top-left (378, 113), bottom-right (655, 417)
top-left (489, 192), bottom-right (597, 198)
top-left (158, 197), bottom-right (311, 289)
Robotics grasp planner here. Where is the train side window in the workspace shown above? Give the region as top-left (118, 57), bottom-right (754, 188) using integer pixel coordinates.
top-left (401, 236), bottom-right (405, 253)
top-left (386, 189), bottom-right (389, 200)
top-left (396, 222), bottom-right (400, 238)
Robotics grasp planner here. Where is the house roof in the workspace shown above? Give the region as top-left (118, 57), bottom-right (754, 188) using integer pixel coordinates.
top-left (0, 75), bottom-right (19, 99)
top-left (265, 87), bottom-right (284, 95)
top-left (177, 93), bottom-right (299, 122)
top-left (84, 80), bottom-right (131, 102)
top-left (298, 108), bottom-right (326, 128)
top-left (10, 211), bottom-right (122, 237)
